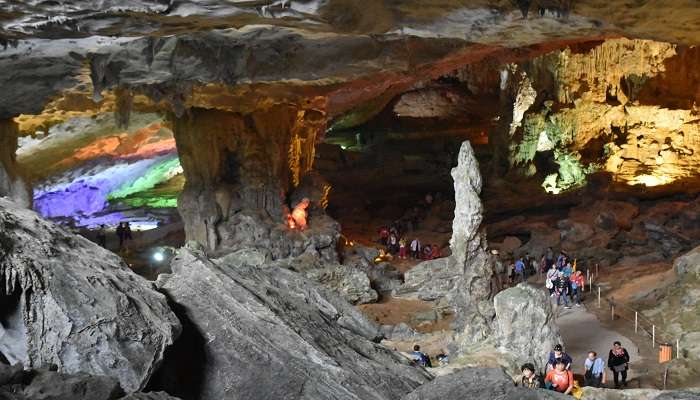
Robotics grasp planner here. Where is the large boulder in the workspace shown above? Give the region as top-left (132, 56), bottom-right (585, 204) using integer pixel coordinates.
top-left (581, 387), bottom-right (700, 399)
top-left (493, 283), bottom-right (562, 374)
top-left (400, 367), bottom-right (566, 400)
top-left (155, 246), bottom-right (431, 400)
top-left (0, 198), bottom-right (181, 393)
top-left (304, 264), bottom-right (379, 305)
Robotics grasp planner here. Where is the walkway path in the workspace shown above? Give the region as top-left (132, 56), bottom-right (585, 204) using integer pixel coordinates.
top-left (555, 304), bottom-right (639, 385)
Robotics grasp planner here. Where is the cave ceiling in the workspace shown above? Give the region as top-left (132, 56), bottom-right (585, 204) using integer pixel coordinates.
top-left (1, 0), bottom-right (700, 229)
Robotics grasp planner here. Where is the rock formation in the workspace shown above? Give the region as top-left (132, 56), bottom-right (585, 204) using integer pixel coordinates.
top-left (154, 246), bottom-right (431, 400)
top-left (0, 362), bottom-right (181, 400)
top-left (0, 120), bottom-right (31, 207)
top-left (0, 198), bottom-right (181, 393)
top-left (494, 283), bottom-right (563, 374)
top-left (395, 141), bottom-right (495, 350)
top-left (400, 367), bottom-right (566, 400)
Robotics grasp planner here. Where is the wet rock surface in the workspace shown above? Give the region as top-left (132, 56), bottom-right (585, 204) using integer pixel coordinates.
top-left (0, 198), bottom-right (181, 393)
top-left (155, 246), bottom-right (431, 400)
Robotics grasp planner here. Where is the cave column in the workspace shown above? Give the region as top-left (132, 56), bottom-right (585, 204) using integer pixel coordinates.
top-left (171, 102), bottom-right (326, 254)
top-left (0, 119), bottom-right (32, 208)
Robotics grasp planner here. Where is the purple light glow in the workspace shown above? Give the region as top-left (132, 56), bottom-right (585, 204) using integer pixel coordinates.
top-left (33, 156), bottom-right (171, 223)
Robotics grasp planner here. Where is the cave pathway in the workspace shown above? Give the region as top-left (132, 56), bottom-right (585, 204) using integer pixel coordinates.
top-left (555, 305), bottom-right (639, 386)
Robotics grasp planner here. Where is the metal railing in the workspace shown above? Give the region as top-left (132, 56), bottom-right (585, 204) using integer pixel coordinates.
top-left (584, 263), bottom-right (684, 363)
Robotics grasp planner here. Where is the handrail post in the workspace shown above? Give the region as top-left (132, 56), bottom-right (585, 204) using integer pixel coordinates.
top-left (677, 339), bottom-right (680, 359)
top-left (635, 311), bottom-right (638, 333)
top-left (598, 286), bottom-right (601, 308)
top-left (611, 303), bottom-right (615, 320)
top-left (652, 325), bottom-right (655, 348)
top-left (596, 263), bottom-right (599, 277)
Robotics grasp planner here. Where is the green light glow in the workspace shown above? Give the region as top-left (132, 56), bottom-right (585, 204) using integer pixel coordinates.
top-left (108, 157), bottom-right (182, 201)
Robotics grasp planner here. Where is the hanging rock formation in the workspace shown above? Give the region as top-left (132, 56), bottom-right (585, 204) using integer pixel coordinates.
top-left (493, 283), bottom-right (563, 374)
top-left (0, 120), bottom-right (31, 207)
top-left (0, 198), bottom-right (181, 393)
top-left (155, 246), bottom-right (431, 400)
top-left (395, 141), bottom-right (495, 349)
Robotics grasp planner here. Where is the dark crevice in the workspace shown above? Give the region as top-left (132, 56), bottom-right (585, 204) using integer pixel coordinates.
top-left (144, 294), bottom-right (207, 400)
top-left (0, 286), bottom-right (27, 366)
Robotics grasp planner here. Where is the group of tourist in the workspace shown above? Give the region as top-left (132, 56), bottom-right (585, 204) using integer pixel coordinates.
top-left (94, 221), bottom-right (133, 250)
top-left (377, 225), bottom-right (442, 261)
top-left (519, 342), bottom-right (631, 395)
top-left (491, 248), bottom-right (586, 309)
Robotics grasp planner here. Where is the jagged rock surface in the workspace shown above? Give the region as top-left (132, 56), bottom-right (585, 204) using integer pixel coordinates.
top-left (155, 247), bottom-right (431, 400)
top-left (0, 198), bottom-right (181, 393)
top-left (581, 387), bottom-right (700, 399)
top-left (494, 283), bottom-right (563, 374)
top-left (304, 264), bottom-right (378, 305)
top-left (400, 367), bottom-right (566, 400)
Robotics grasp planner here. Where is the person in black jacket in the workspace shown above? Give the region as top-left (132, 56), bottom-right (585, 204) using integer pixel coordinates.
top-left (607, 341), bottom-right (630, 388)
top-left (519, 363), bottom-right (544, 389)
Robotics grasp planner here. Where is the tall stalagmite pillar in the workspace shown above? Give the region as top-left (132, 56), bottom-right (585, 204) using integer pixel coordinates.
top-left (0, 119), bottom-right (32, 208)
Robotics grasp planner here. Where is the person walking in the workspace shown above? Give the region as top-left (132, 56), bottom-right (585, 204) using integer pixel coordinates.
top-left (571, 270), bottom-right (585, 306)
top-left (398, 237), bottom-right (408, 259)
top-left (410, 238), bottom-right (421, 259)
top-left (608, 341), bottom-right (631, 388)
top-left (547, 344), bottom-right (573, 371)
top-left (546, 264), bottom-right (558, 295)
top-left (554, 272), bottom-right (571, 309)
top-left (116, 222), bottom-right (126, 249)
top-left (584, 351), bottom-right (606, 388)
top-left (515, 257), bottom-right (526, 282)
top-left (519, 363), bottom-right (544, 389)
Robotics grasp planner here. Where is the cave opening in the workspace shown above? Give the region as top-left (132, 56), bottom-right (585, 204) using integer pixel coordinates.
top-left (14, 113), bottom-right (186, 279)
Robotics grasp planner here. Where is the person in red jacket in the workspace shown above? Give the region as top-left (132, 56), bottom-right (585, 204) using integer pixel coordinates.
top-left (571, 270), bottom-right (585, 306)
top-left (545, 360), bottom-right (574, 394)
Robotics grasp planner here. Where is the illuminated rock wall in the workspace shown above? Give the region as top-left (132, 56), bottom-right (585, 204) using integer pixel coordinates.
top-left (172, 104), bottom-right (326, 253)
top-left (0, 120), bottom-right (32, 207)
top-left (18, 114), bottom-right (183, 227)
top-left (505, 39), bottom-right (700, 191)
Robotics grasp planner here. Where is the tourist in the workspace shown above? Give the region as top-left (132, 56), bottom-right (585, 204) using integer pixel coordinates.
top-left (546, 264), bottom-right (558, 295)
top-left (411, 345), bottom-right (432, 368)
top-left (539, 254), bottom-right (548, 274)
top-left (519, 363), bottom-right (544, 389)
top-left (571, 270), bottom-right (585, 306)
top-left (545, 359), bottom-right (574, 395)
top-left (554, 272), bottom-right (571, 309)
top-left (431, 244), bottom-right (440, 259)
top-left (608, 341), bottom-right (630, 388)
top-left (422, 244), bottom-right (432, 260)
top-left (125, 222), bottom-right (133, 241)
top-left (547, 344), bottom-right (573, 371)
top-left (116, 222), bottom-right (126, 249)
top-left (562, 261), bottom-right (573, 279)
top-left (398, 237), bottom-right (408, 259)
top-left (492, 250), bottom-right (505, 292)
top-left (410, 238), bottom-right (421, 259)
top-left (584, 351), bottom-right (606, 388)
top-left (436, 352), bottom-right (449, 366)
top-left (508, 259), bottom-right (516, 285)
top-left (557, 251), bottom-right (567, 269)
top-left (546, 246), bottom-right (554, 266)
top-left (388, 233), bottom-right (399, 255)
top-left (96, 224), bottom-right (107, 248)
top-left (378, 226), bottom-right (389, 245)
top-left (515, 256), bottom-right (525, 282)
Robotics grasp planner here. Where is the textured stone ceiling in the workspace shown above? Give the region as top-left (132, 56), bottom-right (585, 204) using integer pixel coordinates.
top-left (2, 0), bottom-right (699, 45)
